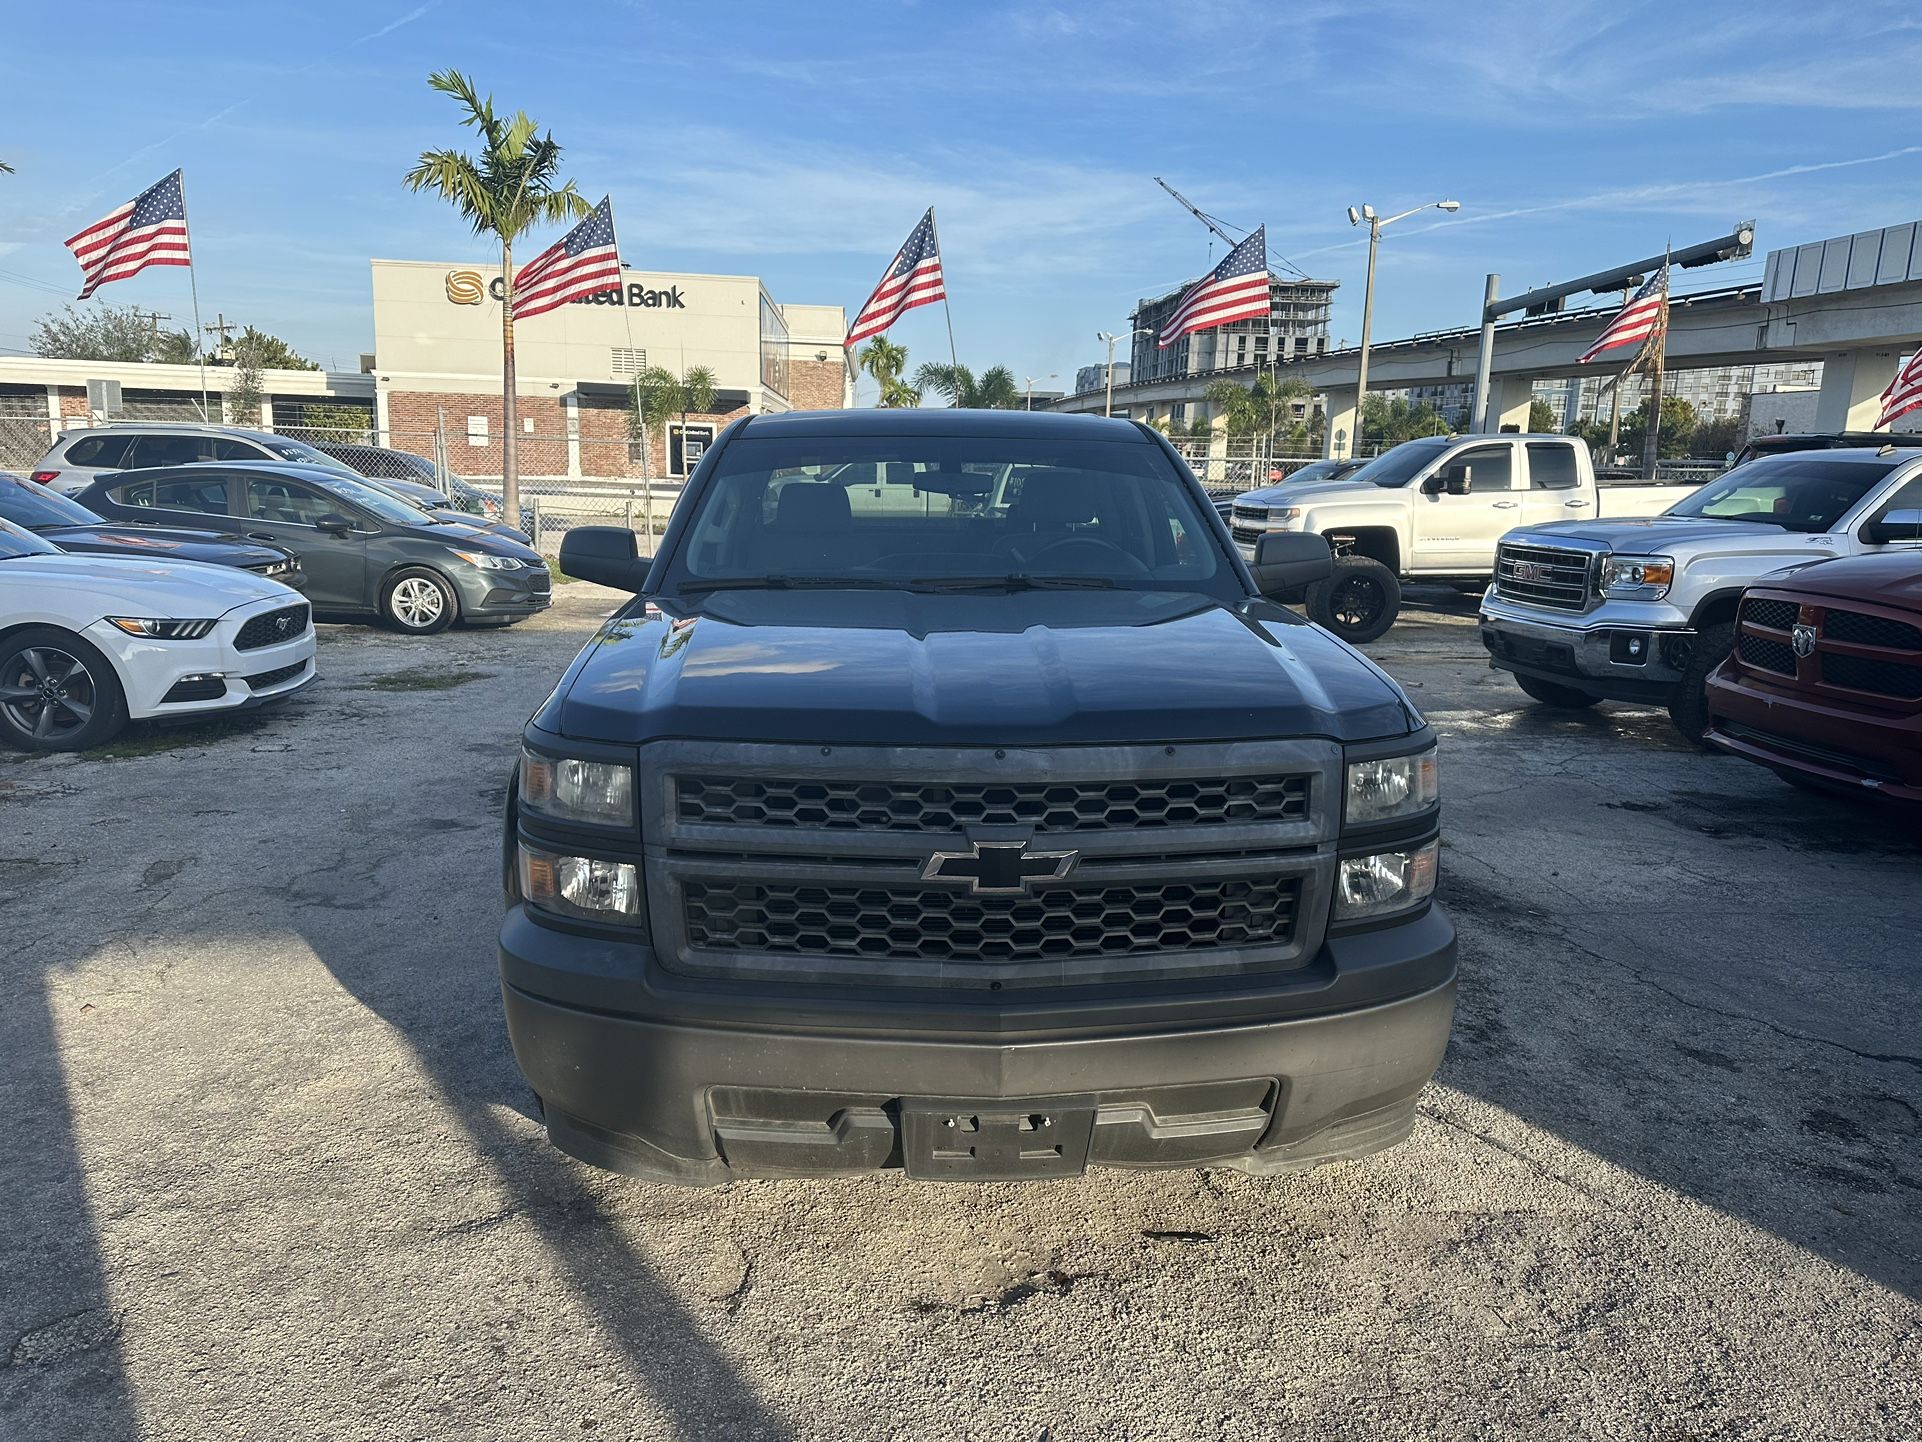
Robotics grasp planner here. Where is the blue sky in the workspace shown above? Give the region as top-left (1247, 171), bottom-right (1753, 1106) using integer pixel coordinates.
top-left (3, 0), bottom-right (1920, 393)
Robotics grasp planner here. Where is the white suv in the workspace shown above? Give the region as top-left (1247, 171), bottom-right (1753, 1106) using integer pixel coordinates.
top-left (0, 516), bottom-right (316, 751)
top-left (29, 425), bottom-right (357, 497)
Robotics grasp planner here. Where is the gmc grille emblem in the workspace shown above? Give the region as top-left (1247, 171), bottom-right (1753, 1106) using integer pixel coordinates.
top-left (921, 839), bottom-right (1078, 896)
top-left (1509, 560), bottom-right (1549, 582)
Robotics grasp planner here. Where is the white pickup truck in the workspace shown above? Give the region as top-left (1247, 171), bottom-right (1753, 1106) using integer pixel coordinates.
top-left (1230, 434), bottom-right (1697, 641)
top-left (1479, 444), bottom-right (1922, 741)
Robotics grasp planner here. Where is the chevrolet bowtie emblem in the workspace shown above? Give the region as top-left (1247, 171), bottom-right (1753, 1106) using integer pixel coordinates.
top-left (921, 839), bottom-right (1078, 896)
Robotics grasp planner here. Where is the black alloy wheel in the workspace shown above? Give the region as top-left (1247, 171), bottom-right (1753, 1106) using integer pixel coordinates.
top-left (0, 628), bottom-right (129, 752)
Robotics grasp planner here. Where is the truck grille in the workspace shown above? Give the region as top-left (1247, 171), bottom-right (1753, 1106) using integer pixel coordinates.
top-left (234, 604), bottom-right (310, 651)
top-left (1737, 632), bottom-right (1796, 676)
top-left (683, 876), bottom-right (1300, 965)
top-left (1824, 608), bottom-right (1922, 651)
top-left (1231, 523), bottom-right (1264, 545)
top-left (675, 773), bottom-right (1310, 834)
top-left (1494, 543), bottom-right (1592, 611)
top-left (644, 741), bottom-right (1337, 990)
top-left (1231, 504), bottom-right (1267, 523)
top-left (1822, 652), bottom-right (1922, 700)
top-left (1741, 597), bottom-right (1799, 632)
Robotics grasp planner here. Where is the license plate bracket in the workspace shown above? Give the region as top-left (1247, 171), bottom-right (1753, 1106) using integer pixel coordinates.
top-left (900, 1098), bottom-right (1096, 1181)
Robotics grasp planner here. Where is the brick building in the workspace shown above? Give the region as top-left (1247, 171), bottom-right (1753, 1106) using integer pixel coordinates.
top-left (0, 261), bottom-right (851, 478)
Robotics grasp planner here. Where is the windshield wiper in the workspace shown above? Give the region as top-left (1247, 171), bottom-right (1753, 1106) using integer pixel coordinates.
top-left (675, 575), bottom-right (916, 595)
top-left (907, 573), bottom-right (1117, 592)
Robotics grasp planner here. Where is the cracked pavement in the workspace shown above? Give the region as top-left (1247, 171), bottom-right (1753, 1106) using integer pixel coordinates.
top-left (1, 584), bottom-right (1917, 1441)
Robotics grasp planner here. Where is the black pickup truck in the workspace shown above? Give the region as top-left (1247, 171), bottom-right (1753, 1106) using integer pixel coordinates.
top-left (501, 409), bottom-right (1455, 1184)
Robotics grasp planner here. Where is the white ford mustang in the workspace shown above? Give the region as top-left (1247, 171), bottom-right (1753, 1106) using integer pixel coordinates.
top-left (0, 516), bottom-right (317, 751)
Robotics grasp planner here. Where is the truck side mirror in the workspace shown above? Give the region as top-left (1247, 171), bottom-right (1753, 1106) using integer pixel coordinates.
top-left (559, 525), bottom-right (652, 591)
top-left (1864, 507), bottom-right (1922, 545)
top-left (1424, 465), bottom-right (1471, 496)
top-left (1248, 531), bottom-right (1333, 595)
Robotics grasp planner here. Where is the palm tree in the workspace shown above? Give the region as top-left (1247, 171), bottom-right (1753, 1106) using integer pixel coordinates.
top-left (911, 362), bottom-right (1020, 410)
top-left (404, 70), bottom-right (591, 524)
top-left (0, 161), bottom-right (13, 175)
top-left (859, 338), bottom-right (921, 408)
top-left (1204, 372), bottom-right (1315, 444)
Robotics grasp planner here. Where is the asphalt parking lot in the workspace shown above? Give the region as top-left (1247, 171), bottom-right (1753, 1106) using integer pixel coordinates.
top-left (3, 584), bottom-right (1918, 1442)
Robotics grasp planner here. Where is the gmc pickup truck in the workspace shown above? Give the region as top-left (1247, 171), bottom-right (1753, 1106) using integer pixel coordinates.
top-left (1229, 434), bottom-right (1695, 642)
top-left (1481, 445), bottom-right (1922, 741)
top-left (502, 409), bottom-right (1456, 1185)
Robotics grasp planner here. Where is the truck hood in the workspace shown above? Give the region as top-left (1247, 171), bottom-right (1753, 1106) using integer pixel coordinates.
top-left (1258, 478), bottom-right (1386, 507)
top-left (1517, 516), bottom-right (1797, 553)
top-left (543, 589), bottom-right (1415, 747)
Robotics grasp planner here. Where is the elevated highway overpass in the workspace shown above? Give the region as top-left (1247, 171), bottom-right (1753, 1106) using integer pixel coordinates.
top-left (1054, 223), bottom-right (1922, 457)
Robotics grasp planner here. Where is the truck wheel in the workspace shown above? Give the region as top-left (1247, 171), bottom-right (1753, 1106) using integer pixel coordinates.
top-left (1307, 556), bottom-right (1401, 644)
top-left (1666, 621), bottom-right (1734, 748)
top-left (1515, 674), bottom-right (1600, 709)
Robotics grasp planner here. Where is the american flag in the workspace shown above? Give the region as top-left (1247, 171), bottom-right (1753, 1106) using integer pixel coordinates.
top-left (1578, 264), bottom-right (1669, 365)
top-left (844, 210), bottom-right (946, 348)
top-left (1158, 227), bottom-right (1271, 348)
top-left (64, 170), bottom-right (192, 300)
top-left (1875, 349), bottom-right (1922, 429)
top-left (512, 196), bottom-right (622, 321)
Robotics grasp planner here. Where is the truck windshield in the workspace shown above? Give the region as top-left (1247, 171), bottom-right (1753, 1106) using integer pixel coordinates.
top-left (1346, 437), bottom-right (1453, 488)
top-left (1663, 454), bottom-right (1906, 533)
top-left (661, 434), bottom-right (1240, 599)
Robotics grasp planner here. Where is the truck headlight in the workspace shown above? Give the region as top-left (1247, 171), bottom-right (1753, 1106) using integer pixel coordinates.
top-left (520, 747), bottom-right (635, 827)
top-left (1334, 840), bottom-right (1439, 921)
top-left (1599, 554), bottom-right (1673, 601)
top-left (1344, 745), bottom-right (1439, 825)
top-left (1270, 506), bottom-right (1304, 528)
top-left (518, 842), bottom-right (644, 927)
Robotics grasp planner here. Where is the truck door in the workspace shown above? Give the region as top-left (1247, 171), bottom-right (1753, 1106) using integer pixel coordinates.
top-left (1412, 443), bottom-right (1518, 572)
top-left (1520, 441), bottom-right (1590, 528)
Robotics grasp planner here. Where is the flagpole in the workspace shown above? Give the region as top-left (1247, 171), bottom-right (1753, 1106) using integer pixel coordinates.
top-left (1640, 248), bottom-right (1672, 481)
top-left (928, 207), bottom-right (960, 374)
top-left (176, 171), bottom-right (212, 422)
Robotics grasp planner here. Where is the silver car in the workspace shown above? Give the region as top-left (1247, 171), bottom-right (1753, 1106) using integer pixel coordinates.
top-left (29, 424), bottom-right (360, 497)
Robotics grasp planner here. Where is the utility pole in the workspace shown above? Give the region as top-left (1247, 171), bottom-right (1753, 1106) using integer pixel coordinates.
top-left (133, 309), bottom-right (171, 337)
top-left (202, 312), bottom-right (236, 359)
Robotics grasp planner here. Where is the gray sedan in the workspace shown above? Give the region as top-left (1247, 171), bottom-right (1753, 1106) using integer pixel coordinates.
top-left (75, 462), bottom-right (550, 634)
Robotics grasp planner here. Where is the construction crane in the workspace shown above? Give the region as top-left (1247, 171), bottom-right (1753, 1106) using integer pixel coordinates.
top-left (1152, 177), bottom-right (1307, 279)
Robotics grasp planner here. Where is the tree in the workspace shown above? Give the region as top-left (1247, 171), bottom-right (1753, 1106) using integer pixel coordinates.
top-left (405, 69), bottom-right (592, 524)
top-left (1528, 398), bottom-right (1558, 433)
top-left (212, 326), bottom-right (316, 371)
top-left (627, 364), bottom-right (720, 492)
top-left (154, 328), bottom-right (199, 365)
top-left (910, 362), bottom-right (1020, 409)
top-left (224, 330), bottom-right (265, 426)
top-left (1204, 372), bottom-right (1314, 445)
top-left (289, 403), bottom-right (375, 443)
top-left (29, 303), bottom-right (159, 362)
top-left (1617, 395), bottom-right (1699, 460)
top-left (859, 338), bottom-right (920, 408)
top-left (1693, 415), bottom-right (1741, 460)
top-left (1359, 393), bottom-right (1450, 446)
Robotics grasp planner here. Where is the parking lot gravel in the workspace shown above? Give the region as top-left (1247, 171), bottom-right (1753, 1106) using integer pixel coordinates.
top-left (3, 585), bottom-right (1917, 1442)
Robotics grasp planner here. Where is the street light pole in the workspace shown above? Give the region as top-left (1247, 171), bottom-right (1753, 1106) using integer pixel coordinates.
top-left (1024, 374), bottom-right (1056, 411)
top-left (1095, 328), bottom-right (1153, 418)
top-left (1346, 199), bottom-right (1459, 452)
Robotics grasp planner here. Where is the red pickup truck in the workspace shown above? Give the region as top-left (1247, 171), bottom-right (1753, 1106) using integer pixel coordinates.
top-left (1705, 551), bottom-right (1922, 803)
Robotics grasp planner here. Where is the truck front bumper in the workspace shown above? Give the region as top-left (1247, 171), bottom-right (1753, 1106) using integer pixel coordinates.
top-left (500, 906), bottom-right (1457, 1185)
top-left (1479, 595), bottom-right (1695, 704)
top-left (1706, 669), bottom-right (1922, 803)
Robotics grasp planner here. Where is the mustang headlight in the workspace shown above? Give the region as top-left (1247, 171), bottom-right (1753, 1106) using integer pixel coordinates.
top-left (518, 842), bottom-right (643, 927)
top-left (1344, 745), bottom-right (1439, 826)
top-left (454, 550), bottom-right (522, 570)
top-left (1334, 840), bottom-right (1439, 921)
top-left (1599, 554), bottom-right (1673, 601)
top-left (520, 747), bottom-right (635, 827)
top-left (107, 617), bottom-right (216, 639)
